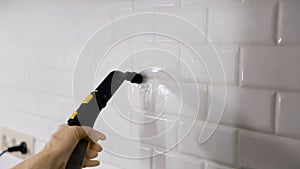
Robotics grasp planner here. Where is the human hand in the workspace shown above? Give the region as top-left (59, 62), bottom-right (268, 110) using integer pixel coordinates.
top-left (12, 124), bottom-right (106, 169)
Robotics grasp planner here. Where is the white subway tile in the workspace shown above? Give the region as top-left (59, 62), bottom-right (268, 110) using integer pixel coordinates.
top-left (134, 0), bottom-right (179, 9)
top-left (50, 70), bottom-right (73, 96)
top-left (155, 81), bottom-right (208, 120)
top-left (100, 131), bottom-right (153, 161)
top-left (63, 43), bottom-right (82, 70)
top-left (27, 69), bottom-right (51, 92)
top-left (0, 43), bottom-right (39, 67)
top-left (181, 0), bottom-right (239, 6)
top-left (108, 139), bottom-right (153, 169)
top-left (15, 89), bottom-right (39, 115)
top-left (179, 45), bottom-right (238, 84)
top-left (138, 41), bottom-right (180, 50)
top-left (153, 151), bottom-right (204, 169)
top-left (276, 92), bottom-right (300, 140)
top-left (112, 12), bottom-right (155, 43)
top-left (208, 86), bottom-right (275, 133)
top-left (94, 43), bottom-right (133, 81)
top-left (0, 153), bottom-right (22, 169)
top-left (34, 1), bottom-right (93, 44)
top-left (101, 163), bottom-right (123, 169)
top-left (155, 9), bottom-right (207, 44)
top-left (38, 93), bottom-right (66, 121)
top-left (278, 0), bottom-right (300, 44)
top-left (0, 87), bottom-right (39, 115)
top-left (131, 46), bottom-right (180, 80)
top-left (113, 9), bottom-right (135, 20)
top-left (0, 7), bottom-right (47, 44)
top-left (204, 161), bottom-right (236, 169)
top-left (77, 12), bottom-right (114, 43)
top-left (0, 75), bottom-right (3, 86)
top-left (95, 0), bottom-right (133, 11)
top-left (111, 154), bottom-right (152, 169)
top-left (208, 1), bottom-right (277, 44)
top-left (155, 7), bottom-right (207, 43)
top-left (0, 108), bottom-right (53, 142)
top-left (131, 114), bottom-right (179, 149)
top-left (74, 42), bottom-right (98, 73)
top-left (238, 129), bottom-right (300, 169)
top-left (132, 42), bottom-right (180, 57)
top-left (240, 46), bottom-right (300, 91)
top-left (36, 43), bottom-right (65, 69)
top-left (2, 66), bottom-right (29, 89)
top-left (179, 119), bottom-right (237, 166)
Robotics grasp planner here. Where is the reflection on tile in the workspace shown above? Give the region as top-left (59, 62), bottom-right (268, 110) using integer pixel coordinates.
top-left (131, 114), bottom-right (179, 149)
top-left (179, 119), bottom-right (237, 166)
top-left (179, 45), bottom-right (238, 84)
top-left (276, 92), bottom-right (300, 140)
top-left (238, 129), bottom-right (300, 169)
top-left (278, 0), bottom-right (300, 44)
top-left (240, 46), bottom-right (300, 91)
top-left (153, 150), bottom-right (204, 169)
top-left (208, 86), bottom-right (275, 133)
top-left (208, 1), bottom-right (276, 44)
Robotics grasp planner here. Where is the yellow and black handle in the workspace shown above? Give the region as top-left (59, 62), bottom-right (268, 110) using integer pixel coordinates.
top-left (65, 71), bottom-right (143, 169)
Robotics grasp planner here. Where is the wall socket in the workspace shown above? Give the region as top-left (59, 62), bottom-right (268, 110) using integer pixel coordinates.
top-left (0, 128), bottom-right (35, 159)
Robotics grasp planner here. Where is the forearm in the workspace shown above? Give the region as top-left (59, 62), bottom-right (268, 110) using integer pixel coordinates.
top-left (11, 150), bottom-right (63, 169)
top-left (11, 125), bottom-right (105, 169)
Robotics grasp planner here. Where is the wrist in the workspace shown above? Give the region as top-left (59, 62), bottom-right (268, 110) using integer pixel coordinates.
top-left (11, 151), bottom-right (54, 169)
top-left (39, 144), bottom-right (67, 169)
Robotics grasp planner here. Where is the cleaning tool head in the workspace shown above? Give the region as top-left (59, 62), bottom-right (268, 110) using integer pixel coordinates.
top-left (125, 72), bottom-right (143, 84)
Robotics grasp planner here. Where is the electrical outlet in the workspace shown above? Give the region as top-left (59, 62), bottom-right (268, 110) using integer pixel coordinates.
top-left (0, 128), bottom-right (35, 159)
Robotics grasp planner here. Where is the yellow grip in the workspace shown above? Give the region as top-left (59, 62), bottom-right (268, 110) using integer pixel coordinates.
top-left (82, 94), bottom-right (93, 104)
top-left (70, 111), bottom-right (78, 119)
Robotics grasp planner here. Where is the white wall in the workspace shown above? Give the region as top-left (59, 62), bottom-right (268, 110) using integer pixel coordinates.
top-left (1, 0), bottom-right (300, 169)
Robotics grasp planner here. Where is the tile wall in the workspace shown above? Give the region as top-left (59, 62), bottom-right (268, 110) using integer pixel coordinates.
top-left (0, 0), bottom-right (300, 169)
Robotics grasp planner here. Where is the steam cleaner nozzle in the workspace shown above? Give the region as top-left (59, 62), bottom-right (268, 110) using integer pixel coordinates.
top-left (125, 72), bottom-right (143, 84)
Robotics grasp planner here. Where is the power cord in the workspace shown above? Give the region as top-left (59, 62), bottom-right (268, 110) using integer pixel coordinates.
top-left (0, 142), bottom-right (27, 157)
top-left (0, 150), bottom-right (8, 157)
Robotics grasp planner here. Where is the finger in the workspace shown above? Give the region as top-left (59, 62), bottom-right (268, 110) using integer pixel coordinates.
top-left (70, 126), bottom-right (89, 140)
top-left (83, 159), bottom-right (100, 168)
top-left (89, 142), bottom-right (102, 152)
top-left (85, 150), bottom-right (98, 159)
top-left (82, 126), bottom-right (106, 141)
